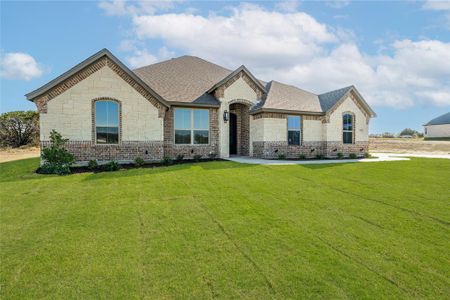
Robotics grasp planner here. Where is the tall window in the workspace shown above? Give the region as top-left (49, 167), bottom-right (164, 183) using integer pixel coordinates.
top-left (343, 113), bottom-right (353, 144)
top-left (95, 100), bottom-right (119, 144)
top-left (287, 116), bottom-right (301, 145)
top-left (174, 108), bottom-right (209, 144)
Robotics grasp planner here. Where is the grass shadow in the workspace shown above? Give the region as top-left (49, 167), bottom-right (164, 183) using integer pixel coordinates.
top-left (81, 160), bottom-right (254, 182)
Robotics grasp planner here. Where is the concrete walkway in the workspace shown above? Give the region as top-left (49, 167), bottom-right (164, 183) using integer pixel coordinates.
top-left (227, 152), bottom-right (450, 165)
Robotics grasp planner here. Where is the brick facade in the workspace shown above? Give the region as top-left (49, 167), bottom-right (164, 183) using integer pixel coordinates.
top-left (42, 141), bottom-right (164, 162)
top-left (252, 141), bottom-right (368, 159)
top-left (163, 107), bottom-right (220, 159)
top-left (230, 103), bottom-right (250, 156)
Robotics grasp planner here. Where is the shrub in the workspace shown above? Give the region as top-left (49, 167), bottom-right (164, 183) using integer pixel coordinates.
top-left (336, 152), bottom-right (344, 159)
top-left (161, 156), bottom-right (173, 165)
top-left (103, 160), bottom-right (120, 171)
top-left (0, 110), bottom-right (39, 147)
top-left (315, 154), bottom-right (324, 160)
top-left (40, 130), bottom-right (74, 175)
top-left (193, 154), bottom-right (202, 162)
top-left (39, 163), bottom-right (70, 175)
top-left (87, 159), bottom-right (98, 170)
top-left (208, 152), bottom-right (217, 159)
top-left (349, 153), bottom-right (357, 159)
top-left (364, 152), bottom-right (371, 158)
top-left (298, 154), bottom-right (306, 160)
top-left (175, 154), bottom-right (184, 162)
top-left (277, 153), bottom-right (286, 160)
top-left (134, 157), bottom-right (145, 167)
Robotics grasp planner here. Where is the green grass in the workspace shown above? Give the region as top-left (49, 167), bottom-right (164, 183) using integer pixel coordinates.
top-left (1, 158), bottom-right (449, 299)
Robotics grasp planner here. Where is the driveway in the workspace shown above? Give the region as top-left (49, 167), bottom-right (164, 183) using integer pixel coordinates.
top-left (227, 152), bottom-right (450, 165)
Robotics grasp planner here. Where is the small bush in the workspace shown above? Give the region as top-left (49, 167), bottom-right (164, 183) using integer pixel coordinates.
top-left (336, 152), bottom-right (344, 159)
top-left (349, 153), bottom-right (357, 159)
top-left (40, 130), bottom-right (74, 175)
top-left (208, 152), bottom-right (217, 159)
top-left (103, 160), bottom-right (120, 171)
top-left (193, 154), bottom-right (202, 162)
top-left (298, 154), bottom-right (306, 160)
top-left (175, 154), bottom-right (184, 162)
top-left (87, 159), bottom-right (98, 170)
top-left (134, 157), bottom-right (145, 167)
top-left (161, 156), bottom-right (173, 165)
top-left (364, 152), bottom-right (371, 158)
top-left (315, 154), bottom-right (324, 160)
top-left (277, 153), bottom-right (286, 160)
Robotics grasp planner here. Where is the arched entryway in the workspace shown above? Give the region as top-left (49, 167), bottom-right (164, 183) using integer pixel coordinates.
top-left (229, 102), bottom-right (250, 156)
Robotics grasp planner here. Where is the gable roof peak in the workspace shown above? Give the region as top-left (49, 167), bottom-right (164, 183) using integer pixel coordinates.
top-left (25, 48), bottom-right (169, 107)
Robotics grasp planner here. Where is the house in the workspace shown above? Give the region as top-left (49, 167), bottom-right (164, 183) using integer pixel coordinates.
top-left (423, 112), bottom-right (450, 138)
top-left (26, 49), bottom-right (376, 163)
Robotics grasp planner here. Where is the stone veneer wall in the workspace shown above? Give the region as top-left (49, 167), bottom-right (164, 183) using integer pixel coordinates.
top-left (41, 141), bottom-right (164, 162)
top-left (163, 107), bottom-right (219, 159)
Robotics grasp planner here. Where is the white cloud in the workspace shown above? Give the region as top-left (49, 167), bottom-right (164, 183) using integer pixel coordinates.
top-left (422, 0), bottom-right (450, 11)
top-left (133, 4), bottom-right (336, 69)
top-left (107, 3), bottom-right (450, 108)
top-left (99, 0), bottom-right (182, 16)
top-left (0, 52), bottom-right (43, 80)
top-left (126, 49), bottom-right (158, 68)
top-left (275, 1), bottom-right (299, 12)
top-left (422, 0), bottom-right (450, 29)
top-left (126, 47), bottom-right (175, 68)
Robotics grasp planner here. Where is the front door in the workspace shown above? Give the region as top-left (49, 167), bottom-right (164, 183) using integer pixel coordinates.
top-left (229, 113), bottom-right (237, 155)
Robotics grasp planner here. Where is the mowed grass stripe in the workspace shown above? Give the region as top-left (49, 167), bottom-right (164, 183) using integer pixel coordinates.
top-left (0, 158), bottom-right (449, 299)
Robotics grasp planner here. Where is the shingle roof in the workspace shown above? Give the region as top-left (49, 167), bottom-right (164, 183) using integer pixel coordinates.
top-left (261, 81), bottom-right (323, 113)
top-left (26, 48), bottom-right (376, 117)
top-left (133, 56), bottom-right (232, 104)
top-left (318, 86), bottom-right (353, 112)
top-left (424, 112), bottom-right (450, 126)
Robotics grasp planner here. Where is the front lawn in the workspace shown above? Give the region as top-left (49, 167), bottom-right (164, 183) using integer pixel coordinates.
top-left (1, 158), bottom-right (449, 299)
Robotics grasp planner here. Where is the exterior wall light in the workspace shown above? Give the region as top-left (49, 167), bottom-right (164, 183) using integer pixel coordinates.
top-left (223, 110), bottom-right (229, 122)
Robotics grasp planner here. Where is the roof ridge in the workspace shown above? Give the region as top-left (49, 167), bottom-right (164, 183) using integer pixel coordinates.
top-left (132, 55), bottom-right (233, 73)
top-left (319, 85), bottom-right (354, 96)
top-left (270, 80), bottom-right (318, 96)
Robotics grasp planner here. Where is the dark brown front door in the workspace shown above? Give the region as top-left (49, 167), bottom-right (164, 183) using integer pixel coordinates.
top-left (229, 113), bottom-right (237, 155)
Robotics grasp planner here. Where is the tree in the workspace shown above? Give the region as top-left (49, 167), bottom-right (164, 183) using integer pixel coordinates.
top-left (399, 128), bottom-right (421, 137)
top-left (0, 111), bottom-right (39, 147)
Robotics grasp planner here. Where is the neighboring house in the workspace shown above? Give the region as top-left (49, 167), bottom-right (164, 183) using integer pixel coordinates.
top-left (26, 49), bottom-right (376, 163)
top-left (423, 112), bottom-right (450, 138)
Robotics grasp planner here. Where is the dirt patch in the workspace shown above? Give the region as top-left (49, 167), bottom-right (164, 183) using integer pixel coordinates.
top-left (0, 146), bottom-right (40, 163)
top-left (370, 138), bottom-right (450, 154)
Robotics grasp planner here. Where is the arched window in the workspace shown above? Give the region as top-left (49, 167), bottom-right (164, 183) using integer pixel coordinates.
top-left (343, 113), bottom-right (353, 144)
top-left (95, 100), bottom-right (119, 144)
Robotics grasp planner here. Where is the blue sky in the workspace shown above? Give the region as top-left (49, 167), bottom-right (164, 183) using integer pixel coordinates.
top-left (1, 0), bottom-right (449, 134)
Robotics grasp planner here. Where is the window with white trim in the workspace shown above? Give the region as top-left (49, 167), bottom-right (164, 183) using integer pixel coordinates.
top-left (95, 100), bottom-right (119, 144)
top-left (174, 108), bottom-right (209, 144)
top-left (287, 115), bottom-right (301, 145)
top-left (343, 113), bottom-right (353, 144)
